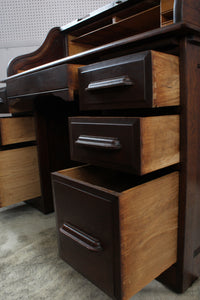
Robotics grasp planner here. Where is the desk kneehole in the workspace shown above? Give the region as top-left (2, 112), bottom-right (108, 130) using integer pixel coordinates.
top-left (52, 165), bottom-right (179, 300)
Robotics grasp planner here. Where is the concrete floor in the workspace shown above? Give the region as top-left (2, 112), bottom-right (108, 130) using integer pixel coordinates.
top-left (0, 202), bottom-right (200, 300)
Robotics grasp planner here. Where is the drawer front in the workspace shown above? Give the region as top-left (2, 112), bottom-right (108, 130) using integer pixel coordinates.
top-left (0, 146), bottom-right (41, 207)
top-left (0, 117), bottom-right (36, 146)
top-left (7, 64), bottom-right (68, 99)
top-left (52, 174), bottom-right (115, 297)
top-left (69, 116), bottom-right (180, 175)
top-left (78, 50), bottom-right (179, 110)
top-left (52, 165), bottom-right (179, 300)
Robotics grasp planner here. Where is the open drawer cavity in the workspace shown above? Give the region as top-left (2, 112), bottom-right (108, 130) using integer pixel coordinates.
top-left (52, 165), bottom-right (179, 300)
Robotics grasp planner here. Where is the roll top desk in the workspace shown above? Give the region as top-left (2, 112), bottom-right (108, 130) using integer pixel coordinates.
top-left (1, 0), bottom-right (200, 298)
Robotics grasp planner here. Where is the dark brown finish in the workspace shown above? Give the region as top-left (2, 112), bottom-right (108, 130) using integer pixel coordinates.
top-left (2, 0), bottom-right (200, 296)
top-left (78, 50), bottom-right (179, 111)
top-left (7, 27), bottom-right (65, 76)
top-left (69, 117), bottom-right (140, 174)
top-left (175, 0), bottom-right (200, 27)
top-left (60, 223), bottom-right (103, 252)
top-left (79, 51), bottom-right (152, 110)
top-left (52, 167), bottom-right (116, 297)
top-left (69, 116), bottom-right (179, 175)
top-left (158, 37), bottom-right (200, 292)
top-left (6, 64), bottom-right (69, 100)
top-left (2, 22), bottom-right (196, 84)
top-left (29, 96), bottom-right (78, 213)
top-left (71, 6), bottom-right (160, 46)
top-left (52, 165), bottom-right (179, 300)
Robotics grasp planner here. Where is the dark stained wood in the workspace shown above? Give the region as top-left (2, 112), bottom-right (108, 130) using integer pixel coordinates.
top-left (52, 166), bottom-right (178, 300)
top-left (3, 22), bottom-right (199, 85)
top-left (69, 116), bottom-right (180, 175)
top-left (158, 37), bottom-right (200, 292)
top-left (175, 0), bottom-right (200, 27)
top-left (7, 27), bottom-right (65, 76)
top-left (52, 169), bottom-right (116, 297)
top-left (78, 50), bottom-right (179, 110)
top-left (60, 0), bottom-right (158, 33)
top-left (7, 64), bottom-right (69, 100)
top-left (2, 0), bottom-right (200, 295)
top-left (71, 6), bottom-right (160, 46)
top-left (0, 88), bottom-right (9, 113)
top-left (28, 95), bottom-right (78, 213)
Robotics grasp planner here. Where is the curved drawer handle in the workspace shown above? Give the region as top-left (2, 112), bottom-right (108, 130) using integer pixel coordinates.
top-left (75, 135), bottom-right (121, 150)
top-left (85, 75), bottom-right (133, 91)
top-left (60, 223), bottom-right (103, 252)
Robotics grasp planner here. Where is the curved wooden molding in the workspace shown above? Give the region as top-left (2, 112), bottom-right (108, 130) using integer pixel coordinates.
top-left (7, 27), bottom-right (65, 76)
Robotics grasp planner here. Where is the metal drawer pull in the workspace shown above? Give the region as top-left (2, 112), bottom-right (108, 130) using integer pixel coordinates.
top-left (75, 135), bottom-right (121, 150)
top-left (60, 223), bottom-right (103, 252)
top-left (85, 75), bottom-right (133, 91)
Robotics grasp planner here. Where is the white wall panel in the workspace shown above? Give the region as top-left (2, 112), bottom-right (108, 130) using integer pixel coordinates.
top-left (0, 0), bottom-right (111, 48)
top-left (0, 0), bottom-right (111, 81)
top-left (0, 46), bottom-right (37, 86)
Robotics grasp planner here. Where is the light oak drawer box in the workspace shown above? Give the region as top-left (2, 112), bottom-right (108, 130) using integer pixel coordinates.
top-left (69, 116), bottom-right (180, 175)
top-left (0, 117), bottom-right (36, 146)
top-left (0, 145), bottom-right (41, 207)
top-left (78, 50), bottom-right (180, 110)
top-left (52, 165), bottom-right (179, 300)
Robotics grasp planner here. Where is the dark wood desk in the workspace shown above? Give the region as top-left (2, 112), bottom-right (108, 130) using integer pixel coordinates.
top-left (1, 0), bottom-right (200, 298)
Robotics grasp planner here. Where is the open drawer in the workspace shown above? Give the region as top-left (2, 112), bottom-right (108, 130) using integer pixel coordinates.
top-left (52, 165), bottom-right (178, 300)
top-left (69, 116), bottom-right (180, 175)
top-left (0, 116), bottom-right (36, 146)
top-left (0, 145), bottom-right (41, 207)
top-left (78, 50), bottom-right (180, 111)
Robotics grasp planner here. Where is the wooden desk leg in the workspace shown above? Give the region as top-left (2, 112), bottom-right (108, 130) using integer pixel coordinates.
top-left (158, 37), bottom-right (200, 292)
top-left (27, 95), bottom-right (77, 214)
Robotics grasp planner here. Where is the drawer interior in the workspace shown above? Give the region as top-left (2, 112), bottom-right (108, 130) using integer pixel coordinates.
top-left (69, 116), bottom-right (180, 175)
top-left (0, 117), bottom-right (36, 146)
top-left (0, 146), bottom-right (41, 207)
top-left (57, 164), bottom-right (176, 194)
top-left (53, 165), bottom-right (179, 300)
top-left (67, 1), bottom-right (174, 56)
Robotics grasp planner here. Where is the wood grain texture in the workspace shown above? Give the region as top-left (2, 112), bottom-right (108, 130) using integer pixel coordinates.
top-left (152, 51), bottom-right (180, 107)
top-left (67, 64), bottom-right (83, 101)
top-left (79, 50), bottom-right (180, 111)
top-left (0, 117), bottom-right (36, 145)
top-left (161, 0), bottom-right (174, 13)
top-left (7, 27), bottom-right (65, 76)
top-left (69, 116), bottom-right (180, 175)
top-left (158, 37), bottom-right (200, 293)
top-left (175, 0), bottom-right (200, 27)
top-left (0, 146), bottom-right (41, 207)
top-left (140, 115), bottom-right (180, 174)
top-left (119, 172), bottom-right (179, 300)
top-left (71, 6), bottom-right (160, 46)
top-left (67, 34), bottom-right (93, 56)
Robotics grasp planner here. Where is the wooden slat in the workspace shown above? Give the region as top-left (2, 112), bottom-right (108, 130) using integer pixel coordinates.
top-left (152, 51), bottom-right (180, 107)
top-left (0, 146), bottom-right (41, 207)
top-left (161, 0), bottom-right (174, 14)
top-left (0, 117), bottom-right (36, 145)
top-left (71, 6), bottom-right (160, 46)
top-left (140, 115), bottom-right (180, 174)
top-left (119, 172), bottom-right (179, 300)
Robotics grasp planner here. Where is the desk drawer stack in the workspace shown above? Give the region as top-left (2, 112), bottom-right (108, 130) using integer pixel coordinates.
top-left (52, 50), bottom-right (180, 300)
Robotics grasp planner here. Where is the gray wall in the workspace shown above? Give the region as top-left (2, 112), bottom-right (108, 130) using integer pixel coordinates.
top-left (0, 0), bottom-right (111, 85)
